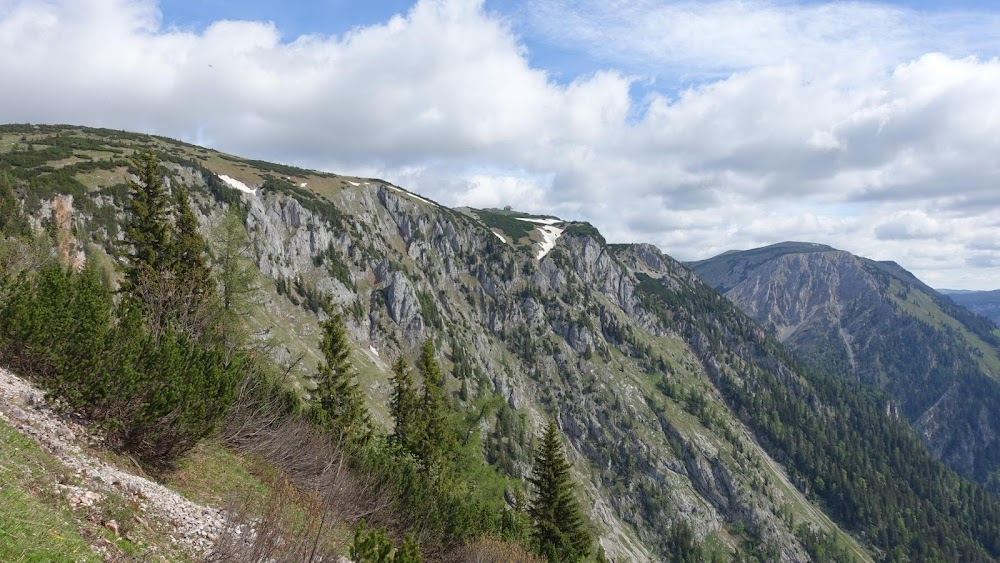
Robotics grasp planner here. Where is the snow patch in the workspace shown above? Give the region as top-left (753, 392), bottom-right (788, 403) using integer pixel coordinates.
top-left (535, 224), bottom-right (564, 260)
top-left (387, 186), bottom-right (436, 206)
top-left (219, 174), bottom-right (255, 195)
top-left (369, 345), bottom-right (380, 358)
top-left (493, 230), bottom-right (506, 243)
top-left (514, 217), bottom-right (564, 259)
top-left (348, 181), bottom-right (361, 186)
top-left (299, 182), bottom-right (308, 188)
top-left (516, 217), bottom-right (562, 225)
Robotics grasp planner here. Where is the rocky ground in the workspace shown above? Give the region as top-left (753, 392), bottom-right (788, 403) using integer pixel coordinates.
top-left (0, 366), bottom-right (224, 559)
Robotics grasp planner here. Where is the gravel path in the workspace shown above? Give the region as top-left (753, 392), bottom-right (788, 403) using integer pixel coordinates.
top-left (0, 366), bottom-right (224, 557)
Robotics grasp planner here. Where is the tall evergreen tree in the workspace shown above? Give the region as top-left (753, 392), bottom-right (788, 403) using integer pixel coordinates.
top-left (121, 152), bottom-right (217, 340)
top-left (123, 150), bottom-right (171, 293)
top-left (415, 338), bottom-right (454, 469)
top-left (312, 312), bottom-right (369, 443)
top-left (170, 186), bottom-right (213, 301)
top-left (121, 150), bottom-right (181, 339)
top-left (529, 420), bottom-right (592, 563)
top-left (0, 172), bottom-right (29, 237)
top-left (390, 355), bottom-right (419, 452)
top-left (168, 186), bottom-right (216, 337)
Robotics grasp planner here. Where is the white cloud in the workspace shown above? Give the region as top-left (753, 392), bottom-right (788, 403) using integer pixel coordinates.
top-left (1, 0), bottom-right (1000, 288)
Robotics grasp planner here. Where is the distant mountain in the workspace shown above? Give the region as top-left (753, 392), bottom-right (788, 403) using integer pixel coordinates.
top-left (689, 242), bottom-right (1000, 486)
top-left (947, 290), bottom-right (1000, 325)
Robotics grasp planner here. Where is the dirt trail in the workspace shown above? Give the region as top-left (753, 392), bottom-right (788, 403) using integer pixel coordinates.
top-left (0, 366), bottom-right (224, 557)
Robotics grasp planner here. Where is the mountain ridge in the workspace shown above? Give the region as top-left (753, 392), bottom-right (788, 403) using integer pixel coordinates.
top-left (4, 124), bottom-right (1000, 560)
top-left (946, 289), bottom-right (1000, 325)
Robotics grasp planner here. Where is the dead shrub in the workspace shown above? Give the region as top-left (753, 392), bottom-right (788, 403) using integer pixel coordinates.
top-left (207, 474), bottom-right (339, 563)
top-left (448, 536), bottom-right (543, 563)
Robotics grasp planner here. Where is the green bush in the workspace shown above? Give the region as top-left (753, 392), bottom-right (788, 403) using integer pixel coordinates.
top-left (351, 520), bottom-right (423, 563)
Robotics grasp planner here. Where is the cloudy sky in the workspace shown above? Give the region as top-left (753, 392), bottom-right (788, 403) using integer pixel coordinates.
top-left (1, 0), bottom-right (999, 289)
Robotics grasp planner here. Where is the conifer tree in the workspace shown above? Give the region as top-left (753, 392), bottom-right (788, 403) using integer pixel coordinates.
top-left (415, 338), bottom-right (454, 469)
top-left (529, 420), bottom-right (592, 562)
top-left (168, 186), bottom-right (216, 337)
top-left (123, 150), bottom-right (171, 294)
top-left (170, 187), bottom-right (213, 301)
top-left (211, 208), bottom-right (260, 348)
top-left (0, 172), bottom-right (29, 237)
top-left (390, 355), bottom-right (419, 451)
top-left (312, 312), bottom-right (369, 442)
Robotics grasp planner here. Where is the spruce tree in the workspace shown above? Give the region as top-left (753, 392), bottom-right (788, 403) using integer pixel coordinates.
top-left (529, 420), bottom-right (592, 562)
top-left (168, 186), bottom-right (215, 336)
top-left (170, 187), bottom-right (213, 300)
top-left (123, 150), bottom-right (171, 293)
top-left (0, 172), bottom-right (29, 237)
top-left (415, 338), bottom-right (454, 469)
top-left (390, 355), bottom-right (419, 452)
top-left (312, 312), bottom-right (369, 443)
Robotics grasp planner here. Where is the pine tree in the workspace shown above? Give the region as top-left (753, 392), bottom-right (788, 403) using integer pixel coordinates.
top-left (0, 172), bottom-right (29, 237)
top-left (121, 150), bottom-right (181, 339)
top-left (390, 355), bottom-right (419, 452)
top-left (529, 420), bottom-right (592, 562)
top-left (312, 312), bottom-right (369, 442)
top-left (170, 187), bottom-right (213, 300)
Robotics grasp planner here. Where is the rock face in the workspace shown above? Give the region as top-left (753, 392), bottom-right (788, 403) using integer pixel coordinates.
top-left (221, 186), bottom-right (848, 561)
top-left (690, 242), bottom-right (1000, 484)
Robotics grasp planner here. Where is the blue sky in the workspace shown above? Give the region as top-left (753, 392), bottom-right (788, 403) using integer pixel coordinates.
top-left (159, 1), bottom-right (416, 39)
top-left (3, 0), bottom-right (1000, 288)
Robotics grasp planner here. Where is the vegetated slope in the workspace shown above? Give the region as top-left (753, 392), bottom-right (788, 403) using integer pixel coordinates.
top-left (3, 125), bottom-right (1000, 560)
top-left (947, 289), bottom-right (1000, 325)
top-left (689, 242), bottom-right (1000, 488)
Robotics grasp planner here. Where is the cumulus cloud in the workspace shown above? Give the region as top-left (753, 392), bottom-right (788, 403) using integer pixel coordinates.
top-left (1, 0), bottom-right (999, 288)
